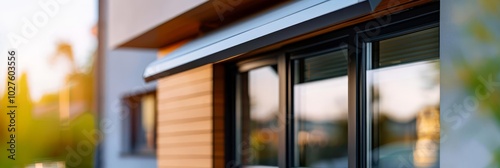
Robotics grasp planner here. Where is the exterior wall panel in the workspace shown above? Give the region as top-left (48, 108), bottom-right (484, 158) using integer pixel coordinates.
top-left (157, 65), bottom-right (215, 168)
top-left (102, 49), bottom-right (158, 168)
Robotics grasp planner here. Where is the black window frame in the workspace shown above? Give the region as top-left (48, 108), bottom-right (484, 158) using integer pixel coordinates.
top-left (224, 2), bottom-right (440, 168)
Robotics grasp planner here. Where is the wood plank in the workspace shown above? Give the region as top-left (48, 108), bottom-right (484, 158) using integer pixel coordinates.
top-left (158, 133), bottom-right (213, 145)
top-left (158, 145), bottom-right (212, 155)
top-left (158, 158), bottom-right (211, 168)
top-left (158, 116), bottom-right (212, 126)
top-left (158, 117), bottom-right (212, 125)
top-left (158, 120), bottom-right (212, 134)
top-left (158, 89), bottom-right (212, 101)
top-left (159, 141), bottom-right (212, 148)
top-left (158, 79), bottom-right (212, 101)
top-left (158, 106), bottom-right (212, 122)
top-left (158, 94), bottom-right (212, 111)
top-left (159, 76), bottom-right (212, 91)
top-left (158, 130), bottom-right (212, 137)
top-left (158, 103), bottom-right (212, 114)
top-left (158, 65), bottom-right (212, 88)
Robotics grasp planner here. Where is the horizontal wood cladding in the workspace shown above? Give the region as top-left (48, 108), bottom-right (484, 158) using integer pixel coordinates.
top-left (157, 65), bottom-right (216, 168)
top-left (158, 65), bottom-right (212, 88)
top-left (158, 158), bottom-right (212, 168)
top-left (158, 106), bottom-right (212, 123)
top-left (158, 133), bottom-right (213, 145)
top-left (158, 145), bottom-right (213, 155)
top-left (158, 80), bottom-right (212, 101)
top-left (158, 94), bottom-right (213, 111)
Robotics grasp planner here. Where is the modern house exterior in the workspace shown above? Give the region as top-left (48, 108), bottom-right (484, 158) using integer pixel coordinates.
top-left (107, 0), bottom-right (500, 168)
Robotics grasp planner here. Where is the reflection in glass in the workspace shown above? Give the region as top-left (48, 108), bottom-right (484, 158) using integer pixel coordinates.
top-left (141, 94), bottom-right (156, 152)
top-left (368, 28), bottom-right (440, 168)
top-left (123, 92), bottom-right (157, 155)
top-left (294, 50), bottom-right (349, 167)
top-left (239, 65), bottom-right (279, 167)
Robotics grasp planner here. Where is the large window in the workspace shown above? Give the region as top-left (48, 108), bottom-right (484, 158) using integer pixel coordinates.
top-left (366, 28), bottom-right (440, 168)
top-left (228, 3), bottom-right (439, 168)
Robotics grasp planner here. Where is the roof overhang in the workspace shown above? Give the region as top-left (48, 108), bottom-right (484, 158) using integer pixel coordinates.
top-left (144, 0), bottom-right (381, 81)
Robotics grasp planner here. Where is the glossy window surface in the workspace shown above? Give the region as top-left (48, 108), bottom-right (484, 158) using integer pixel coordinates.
top-left (239, 65), bottom-right (280, 167)
top-left (368, 28), bottom-right (440, 168)
top-left (294, 49), bottom-right (349, 167)
top-left (135, 94), bottom-right (157, 154)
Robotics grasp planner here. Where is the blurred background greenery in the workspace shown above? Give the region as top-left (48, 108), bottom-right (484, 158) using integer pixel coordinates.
top-left (0, 41), bottom-right (97, 168)
top-left (444, 0), bottom-right (500, 167)
top-left (0, 0), bottom-right (98, 167)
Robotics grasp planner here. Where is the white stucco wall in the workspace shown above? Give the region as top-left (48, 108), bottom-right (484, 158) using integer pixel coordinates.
top-left (107, 0), bottom-right (206, 48)
top-left (101, 1), bottom-right (160, 167)
top-left (102, 48), bottom-right (158, 168)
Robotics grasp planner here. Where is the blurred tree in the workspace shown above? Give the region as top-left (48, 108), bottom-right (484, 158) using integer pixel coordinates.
top-left (0, 41), bottom-right (97, 168)
top-left (453, 0), bottom-right (500, 166)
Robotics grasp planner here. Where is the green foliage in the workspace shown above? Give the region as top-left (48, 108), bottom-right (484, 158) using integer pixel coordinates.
top-left (0, 42), bottom-right (98, 168)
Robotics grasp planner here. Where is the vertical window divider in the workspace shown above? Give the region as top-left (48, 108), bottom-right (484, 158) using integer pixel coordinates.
top-left (224, 64), bottom-right (237, 167)
top-left (355, 32), bottom-right (369, 168)
top-left (365, 42), bottom-right (373, 168)
top-left (278, 53), bottom-right (294, 167)
top-left (236, 72), bottom-right (248, 165)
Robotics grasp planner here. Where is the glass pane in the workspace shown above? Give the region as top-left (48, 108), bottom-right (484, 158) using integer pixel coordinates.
top-left (239, 65), bottom-right (279, 167)
top-left (298, 50), bottom-right (348, 83)
top-left (130, 93), bottom-right (156, 155)
top-left (294, 50), bottom-right (349, 167)
top-left (368, 28), bottom-right (440, 168)
top-left (378, 28), bottom-right (439, 67)
top-left (139, 94), bottom-right (156, 153)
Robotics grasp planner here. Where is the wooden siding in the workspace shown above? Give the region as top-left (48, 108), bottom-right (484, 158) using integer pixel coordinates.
top-left (157, 64), bottom-right (218, 168)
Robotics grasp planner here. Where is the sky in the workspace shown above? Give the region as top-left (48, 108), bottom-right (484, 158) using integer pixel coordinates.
top-left (0, 0), bottom-right (98, 101)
